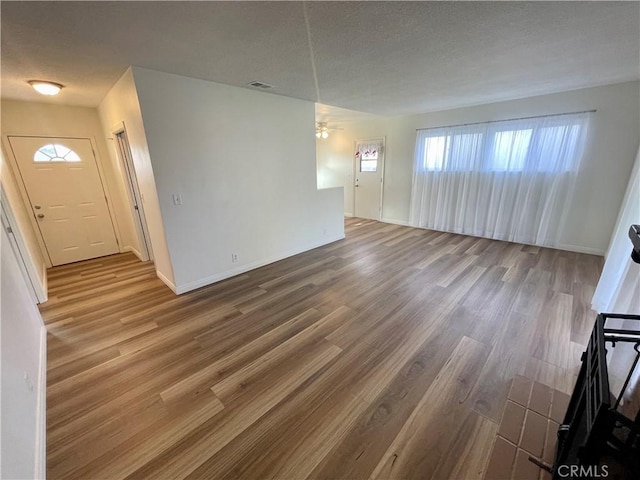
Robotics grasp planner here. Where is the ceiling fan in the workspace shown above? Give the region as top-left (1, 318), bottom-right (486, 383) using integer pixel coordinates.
top-left (315, 122), bottom-right (342, 139)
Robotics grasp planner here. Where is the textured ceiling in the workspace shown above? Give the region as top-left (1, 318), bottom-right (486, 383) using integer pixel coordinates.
top-left (2, 1), bottom-right (639, 116)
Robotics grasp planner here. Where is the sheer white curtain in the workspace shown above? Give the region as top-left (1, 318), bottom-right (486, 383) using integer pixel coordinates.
top-left (410, 112), bottom-right (591, 247)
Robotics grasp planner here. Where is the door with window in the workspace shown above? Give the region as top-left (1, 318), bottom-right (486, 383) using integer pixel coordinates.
top-left (8, 136), bottom-right (119, 266)
top-left (354, 138), bottom-right (385, 220)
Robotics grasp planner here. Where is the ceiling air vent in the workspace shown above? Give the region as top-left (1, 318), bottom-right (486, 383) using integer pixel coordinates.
top-left (247, 81), bottom-right (274, 89)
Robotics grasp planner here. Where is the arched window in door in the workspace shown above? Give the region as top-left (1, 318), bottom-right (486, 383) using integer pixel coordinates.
top-left (33, 144), bottom-right (81, 162)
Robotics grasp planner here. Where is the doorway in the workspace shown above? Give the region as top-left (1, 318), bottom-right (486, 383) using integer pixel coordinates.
top-left (354, 137), bottom-right (385, 220)
top-left (112, 127), bottom-right (152, 261)
top-left (7, 136), bottom-right (119, 266)
top-left (1, 195), bottom-right (41, 302)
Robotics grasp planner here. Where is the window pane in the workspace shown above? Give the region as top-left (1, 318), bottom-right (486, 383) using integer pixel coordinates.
top-left (361, 159), bottom-right (377, 172)
top-left (34, 151), bottom-right (51, 162)
top-left (33, 144), bottom-right (81, 163)
top-left (39, 144), bottom-right (56, 157)
top-left (423, 136), bottom-right (446, 170)
top-left (449, 133), bottom-right (482, 171)
top-left (490, 129), bottom-right (532, 171)
top-left (536, 125), bottom-right (583, 172)
top-left (54, 144), bottom-right (71, 157)
top-left (65, 151), bottom-right (81, 162)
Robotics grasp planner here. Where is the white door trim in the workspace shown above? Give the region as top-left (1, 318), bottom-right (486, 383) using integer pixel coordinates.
top-left (353, 136), bottom-right (386, 220)
top-left (111, 122), bottom-right (153, 261)
top-left (1, 189), bottom-right (47, 303)
top-left (3, 134), bottom-right (121, 267)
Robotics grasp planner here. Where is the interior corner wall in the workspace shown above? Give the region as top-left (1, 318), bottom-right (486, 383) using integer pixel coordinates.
top-left (131, 67), bottom-right (344, 293)
top-left (317, 81), bottom-right (640, 254)
top-left (98, 68), bottom-right (176, 290)
top-left (0, 99), bottom-right (137, 260)
top-left (1, 225), bottom-right (47, 480)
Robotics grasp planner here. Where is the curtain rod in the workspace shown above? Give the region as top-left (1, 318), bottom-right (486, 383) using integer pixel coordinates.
top-left (415, 109), bottom-right (596, 132)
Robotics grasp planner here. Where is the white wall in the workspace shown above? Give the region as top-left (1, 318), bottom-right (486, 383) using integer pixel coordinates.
top-left (0, 99), bottom-right (137, 264)
top-left (593, 145), bottom-right (640, 406)
top-left (98, 68), bottom-right (176, 289)
top-left (1, 225), bottom-right (47, 479)
top-left (593, 145), bottom-right (640, 313)
top-left (318, 81), bottom-right (640, 253)
top-left (132, 67), bottom-right (344, 293)
top-left (0, 146), bottom-right (47, 298)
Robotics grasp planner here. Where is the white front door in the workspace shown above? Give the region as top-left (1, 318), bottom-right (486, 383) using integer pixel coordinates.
top-left (354, 138), bottom-right (385, 220)
top-left (8, 136), bottom-right (119, 266)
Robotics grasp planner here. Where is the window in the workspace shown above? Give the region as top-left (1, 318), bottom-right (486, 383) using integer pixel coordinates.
top-left (356, 142), bottom-right (381, 172)
top-left (410, 112), bottom-right (591, 247)
top-left (34, 143), bottom-right (81, 162)
top-left (423, 136), bottom-right (446, 170)
top-left (361, 158), bottom-right (377, 172)
top-left (489, 129), bottom-right (532, 171)
top-left (416, 115), bottom-right (587, 173)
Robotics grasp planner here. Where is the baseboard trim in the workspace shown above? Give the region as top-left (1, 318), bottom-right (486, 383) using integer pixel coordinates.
top-left (174, 234), bottom-right (345, 295)
top-left (381, 217), bottom-right (410, 226)
top-left (123, 245), bottom-right (144, 261)
top-left (34, 325), bottom-right (47, 479)
top-left (406, 223), bottom-right (605, 256)
top-left (156, 270), bottom-right (177, 294)
top-left (556, 243), bottom-right (605, 256)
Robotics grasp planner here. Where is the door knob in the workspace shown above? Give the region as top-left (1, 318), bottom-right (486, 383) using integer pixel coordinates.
top-left (36, 213), bottom-right (45, 219)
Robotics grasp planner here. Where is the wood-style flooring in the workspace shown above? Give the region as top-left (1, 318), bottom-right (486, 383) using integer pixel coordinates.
top-left (41, 218), bottom-right (604, 479)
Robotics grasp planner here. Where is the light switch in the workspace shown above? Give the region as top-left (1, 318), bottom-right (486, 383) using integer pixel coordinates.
top-left (172, 194), bottom-right (183, 205)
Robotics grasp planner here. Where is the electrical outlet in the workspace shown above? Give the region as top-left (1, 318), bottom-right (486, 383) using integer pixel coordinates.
top-left (231, 253), bottom-right (238, 263)
top-left (172, 194), bottom-right (183, 206)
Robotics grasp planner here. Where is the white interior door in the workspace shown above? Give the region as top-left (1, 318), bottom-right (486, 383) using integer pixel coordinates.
top-left (354, 138), bottom-right (385, 220)
top-left (8, 136), bottom-right (119, 266)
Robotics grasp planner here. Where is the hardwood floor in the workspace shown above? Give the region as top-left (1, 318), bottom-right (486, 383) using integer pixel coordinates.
top-left (41, 218), bottom-right (604, 479)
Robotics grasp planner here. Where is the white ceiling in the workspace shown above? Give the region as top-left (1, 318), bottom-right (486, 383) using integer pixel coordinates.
top-left (2, 1), bottom-right (639, 116)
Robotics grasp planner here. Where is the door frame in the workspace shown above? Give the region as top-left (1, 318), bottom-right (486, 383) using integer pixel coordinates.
top-left (111, 122), bottom-right (153, 261)
top-left (1, 188), bottom-right (47, 303)
top-left (2, 134), bottom-right (122, 268)
top-left (353, 136), bottom-right (386, 220)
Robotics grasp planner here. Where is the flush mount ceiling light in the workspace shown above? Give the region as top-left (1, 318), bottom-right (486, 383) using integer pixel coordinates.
top-left (28, 80), bottom-right (63, 96)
